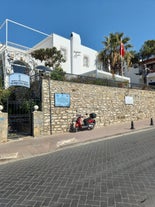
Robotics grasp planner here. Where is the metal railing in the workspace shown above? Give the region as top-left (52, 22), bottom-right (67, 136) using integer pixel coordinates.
top-left (63, 73), bottom-right (155, 91)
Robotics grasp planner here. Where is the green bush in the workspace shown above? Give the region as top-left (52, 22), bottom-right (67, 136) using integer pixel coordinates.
top-left (50, 67), bottom-right (66, 81)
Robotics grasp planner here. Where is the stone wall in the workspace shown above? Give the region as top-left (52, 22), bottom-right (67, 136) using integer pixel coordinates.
top-left (41, 79), bottom-right (155, 135)
top-left (0, 112), bottom-right (8, 142)
top-left (32, 111), bottom-right (44, 137)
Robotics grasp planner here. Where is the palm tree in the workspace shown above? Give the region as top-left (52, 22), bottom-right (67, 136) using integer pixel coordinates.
top-left (98, 32), bottom-right (133, 75)
top-left (139, 40), bottom-right (155, 60)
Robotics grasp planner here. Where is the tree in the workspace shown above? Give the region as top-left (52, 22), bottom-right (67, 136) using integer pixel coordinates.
top-left (129, 51), bottom-right (141, 67)
top-left (31, 47), bottom-right (66, 80)
top-left (0, 77), bottom-right (11, 104)
top-left (0, 88), bottom-right (11, 104)
top-left (139, 40), bottom-right (155, 60)
top-left (31, 47), bottom-right (65, 68)
top-left (98, 32), bottom-right (133, 75)
top-left (50, 67), bottom-right (66, 81)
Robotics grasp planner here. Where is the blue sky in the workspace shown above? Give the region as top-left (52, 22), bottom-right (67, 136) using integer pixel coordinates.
top-left (0, 0), bottom-right (155, 52)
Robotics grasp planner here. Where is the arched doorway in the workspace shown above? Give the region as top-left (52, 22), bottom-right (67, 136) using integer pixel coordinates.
top-left (4, 61), bottom-right (42, 139)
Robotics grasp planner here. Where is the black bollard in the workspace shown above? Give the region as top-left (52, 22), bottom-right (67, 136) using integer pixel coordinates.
top-left (130, 121), bottom-right (135, 129)
top-left (150, 118), bottom-right (154, 126)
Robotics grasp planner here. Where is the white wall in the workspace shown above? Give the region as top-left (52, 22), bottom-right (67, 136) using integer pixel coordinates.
top-left (70, 32), bottom-right (82, 74)
top-left (79, 45), bottom-right (98, 74)
top-left (147, 72), bottom-right (155, 85)
top-left (32, 32), bottom-right (99, 75)
top-left (124, 67), bottom-right (141, 84)
top-left (83, 69), bottom-right (130, 83)
top-left (52, 34), bottom-right (71, 74)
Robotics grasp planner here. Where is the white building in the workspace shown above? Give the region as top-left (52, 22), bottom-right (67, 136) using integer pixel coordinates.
top-left (124, 66), bottom-right (142, 85)
top-left (31, 32), bottom-right (99, 75)
top-left (0, 19), bottom-right (130, 89)
top-left (0, 44), bottom-right (38, 88)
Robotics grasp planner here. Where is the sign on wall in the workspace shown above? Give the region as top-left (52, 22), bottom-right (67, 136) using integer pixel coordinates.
top-left (125, 96), bottom-right (134, 105)
top-left (54, 93), bottom-right (70, 107)
top-left (9, 73), bottom-right (30, 88)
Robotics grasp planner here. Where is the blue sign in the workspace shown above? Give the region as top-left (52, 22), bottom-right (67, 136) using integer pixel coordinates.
top-left (54, 93), bottom-right (70, 107)
top-left (9, 73), bottom-right (30, 88)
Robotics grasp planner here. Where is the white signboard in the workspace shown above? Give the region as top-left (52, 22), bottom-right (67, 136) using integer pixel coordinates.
top-left (9, 73), bottom-right (30, 88)
top-left (125, 96), bottom-right (134, 105)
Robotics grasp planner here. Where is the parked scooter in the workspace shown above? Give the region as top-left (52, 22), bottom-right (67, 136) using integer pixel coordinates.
top-left (70, 113), bottom-right (97, 132)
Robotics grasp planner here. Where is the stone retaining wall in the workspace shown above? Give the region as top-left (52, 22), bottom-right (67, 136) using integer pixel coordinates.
top-left (0, 112), bottom-right (8, 142)
top-left (41, 79), bottom-right (155, 135)
top-left (33, 111), bottom-right (44, 137)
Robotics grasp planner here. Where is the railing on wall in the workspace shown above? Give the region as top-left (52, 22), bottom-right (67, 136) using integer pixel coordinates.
top-left (64, 73), bottom-right (155, 91)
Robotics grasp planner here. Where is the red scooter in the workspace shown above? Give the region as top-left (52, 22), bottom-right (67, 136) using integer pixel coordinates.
top-left (70, 113), bottom-right (96, 132)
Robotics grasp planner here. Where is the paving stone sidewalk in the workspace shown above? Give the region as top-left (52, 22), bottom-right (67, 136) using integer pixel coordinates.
top-left (0, 118), bottom-right (154, 164)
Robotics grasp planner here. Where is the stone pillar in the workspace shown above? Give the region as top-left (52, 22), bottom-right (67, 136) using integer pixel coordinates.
top-left (0, 112), bottom-right (8, 143)
top-left (32, 109), bottom-right (43, 137)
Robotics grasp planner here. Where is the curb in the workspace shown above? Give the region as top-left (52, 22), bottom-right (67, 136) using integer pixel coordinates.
top-left (0, 152), bottom-right (18, 161)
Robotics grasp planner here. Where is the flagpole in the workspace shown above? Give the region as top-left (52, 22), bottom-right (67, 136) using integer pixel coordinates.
top-left (120, 41), bottom-right (125, 76)
top-left (121, 56), bottom-right (123, 76)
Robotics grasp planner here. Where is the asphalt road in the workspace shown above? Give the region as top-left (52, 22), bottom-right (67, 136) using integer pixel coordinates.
top-left (0, 129), bottom-right (155, 207)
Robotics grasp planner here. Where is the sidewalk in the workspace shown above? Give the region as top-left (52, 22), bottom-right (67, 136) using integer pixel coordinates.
top-left (0, 118), bottom-right (154, 164)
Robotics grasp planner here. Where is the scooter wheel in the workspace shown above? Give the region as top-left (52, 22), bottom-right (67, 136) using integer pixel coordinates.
top-left (88, 124), bottom-right (95, 130)
top-left (75, 128), bottom-right (79, 132)
top-left (70, 125), bottom-right (76, 133)
top-left (71, 127), bottom-right (78, 132)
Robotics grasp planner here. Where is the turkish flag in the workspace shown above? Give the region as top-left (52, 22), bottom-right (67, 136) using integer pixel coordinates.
top-left (120, 42), bottom-right (125, 57)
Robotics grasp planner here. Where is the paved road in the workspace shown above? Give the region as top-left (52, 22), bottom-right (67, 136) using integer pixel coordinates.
top-left (0, 129), bottom-right (155, 207)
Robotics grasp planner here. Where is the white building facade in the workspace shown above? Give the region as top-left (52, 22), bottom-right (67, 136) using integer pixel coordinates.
top-left (31, 31), bottom-right (130, 83)
top-left (32, 32), bottom-right (99, 75)
top-left (0, 19), bottom-right (131, 89)
top-left (0, 45), bottom-right (37, 88)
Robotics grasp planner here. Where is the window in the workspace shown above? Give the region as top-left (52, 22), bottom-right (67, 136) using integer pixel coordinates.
top-left (83, 56), bottom-right (89, 67)
top-left (11, 60), bottom-right (30, 75)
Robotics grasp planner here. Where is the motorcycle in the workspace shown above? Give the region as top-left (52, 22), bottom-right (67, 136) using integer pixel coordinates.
top-left (70, 113), bottom-right (97, 132)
